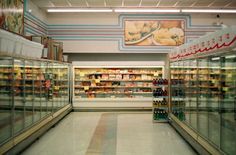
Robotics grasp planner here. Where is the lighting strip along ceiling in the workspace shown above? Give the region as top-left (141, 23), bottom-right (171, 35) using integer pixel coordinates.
top-left (181, 9), bottom-right (236, 13)
top-left (46, 8), bottom-right (236, 13)
top-left (47, 9), bottom-right (113, 12)
top-left (114, 9), bottom-right (180, 12)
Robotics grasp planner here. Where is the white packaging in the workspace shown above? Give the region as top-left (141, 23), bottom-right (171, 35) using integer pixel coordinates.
top-left (13, 35), bottom-right (23, 55)
top-left (0, 29), bottom-right (16, 54)
top-left (22, 37), bottom-right (43, 58)
top-left (1, 29), bottom-right (43, 58)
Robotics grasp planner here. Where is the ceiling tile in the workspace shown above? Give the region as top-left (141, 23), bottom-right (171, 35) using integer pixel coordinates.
top-left (194, 0), bottom-right (213, 7)
top-left (106, 0), bottom-right (123, 7)
top-left (141, 0), bottom-right (158, 7)
top-left (225, 1), bottom-right (236, 8)
top-left (124, 0), bottom-right (141, 7)
top-left (176, 0), bottom-right (196, 7)
top-left (207, 0), bottom-right (231, 7)
top-left (68, 0), bottom-right (88, 7)
top-left (50, 0), bottom-right (69, 7)
top-left (31, 0), bottom-right (53, 8)
top-left (87, 0), bottom-right (105, 7)
top-left (159, 0), bottom-right (178, 7)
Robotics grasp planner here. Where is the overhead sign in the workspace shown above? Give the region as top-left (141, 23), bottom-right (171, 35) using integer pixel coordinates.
top-left (169, 26), bottom-right (236, 61)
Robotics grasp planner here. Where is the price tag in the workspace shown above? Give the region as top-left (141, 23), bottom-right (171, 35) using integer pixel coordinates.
top-left (222, 87), bottom-right (229, 91)
top-left (211, 80), bottom-right (216, 83)
top-left (84, 86), bottom-right (89, 90)
top-left (80, 72), bottom-right (85, 76)
top-left (95, 79), bottom-right (100, 83)
top-left (154, 73), bottom-right (159, 76)
top-left (54, 86), bottom-right (60, 90)
top-left (227, 74), bottom-right (232, 78)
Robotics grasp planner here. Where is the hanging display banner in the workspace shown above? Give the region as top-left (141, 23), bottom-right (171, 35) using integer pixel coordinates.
top-left (169, 27), bottom-right (236, 61)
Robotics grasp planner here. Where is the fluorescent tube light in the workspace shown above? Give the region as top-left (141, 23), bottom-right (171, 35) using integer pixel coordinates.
top-left (225, 55), bottom-right (236, 59)
top-left (47, 9), bottom-right (113, 13)
top-left (211, 57), bottom-right (220, 61)
top-left (114, 9), bottom-right (180, 13)
top-left (181, 9), bottom-right (236, 13)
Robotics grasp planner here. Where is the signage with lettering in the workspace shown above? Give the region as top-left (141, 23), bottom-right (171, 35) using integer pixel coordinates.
top-left (169, 27), bottom-right (236, 61)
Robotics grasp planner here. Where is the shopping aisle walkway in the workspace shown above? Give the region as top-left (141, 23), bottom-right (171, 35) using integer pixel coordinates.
top-left (22, 112), bottom-right (197, 155)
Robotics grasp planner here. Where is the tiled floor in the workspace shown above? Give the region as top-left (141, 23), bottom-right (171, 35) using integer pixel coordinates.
top-left (22, 112), bottom-right (197, 155)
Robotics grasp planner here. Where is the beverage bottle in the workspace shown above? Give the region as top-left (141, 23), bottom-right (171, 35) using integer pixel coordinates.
top-left (163, 90), bottom-right (168, 96)
top-left (152, 79), bottom-right (156, 85)
top-left (159, 78), bottom-right (163, 85)
top-left (164, 79), bottom-right (168, 85)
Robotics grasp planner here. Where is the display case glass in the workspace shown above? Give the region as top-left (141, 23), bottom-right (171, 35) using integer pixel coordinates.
top-left (220, 53), bottom-right (236, 155)
top-left (0, 57), bottom-right (13, 144)
top-left (74, 67), bottom-right (163, 100)
top-left (0, 54), bottom-right (71, 146)
top-left (208, 55), bottom-right (221, 147)
top-left (170, 50), bottom-right (236, 155)
top-left (13, 59), bottom-right (25, 135)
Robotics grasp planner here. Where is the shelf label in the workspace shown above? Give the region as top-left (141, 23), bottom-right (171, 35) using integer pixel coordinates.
top-left (222, 87), bottom-right (229, 91)
top-left (154, 73), bottom-right (159, 76)
top-left (227, 74), bottom-right (232, 78)
top-left (84, 86), bottom-right (89, 90)
top-left (54, 86), bottom-right (60, 90)
top-left (95, 79), bottom-right (100, 83)
top-left (80, 73), bottom-right (85, 77)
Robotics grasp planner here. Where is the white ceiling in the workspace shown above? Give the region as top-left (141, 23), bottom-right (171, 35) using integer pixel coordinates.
top-left (31, 0), bottom-right (236, 9)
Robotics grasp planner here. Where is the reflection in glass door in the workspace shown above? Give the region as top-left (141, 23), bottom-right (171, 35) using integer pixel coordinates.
top-left (0, 57), bottom-right (13, 144)
top-left (208, 56), bottom-right (221, 147)
top-left (197, 58), bottom-right (209, 139)
top-left (13, 59), bottom-right (25, 135)
top-left (221, 53), bottom-right (236, 155)
top-left (189, 60), bottom-right (198, 131)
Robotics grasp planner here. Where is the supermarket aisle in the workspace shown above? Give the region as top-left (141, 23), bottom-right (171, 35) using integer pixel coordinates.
top-left (22, 112), bottom-right (197, 155)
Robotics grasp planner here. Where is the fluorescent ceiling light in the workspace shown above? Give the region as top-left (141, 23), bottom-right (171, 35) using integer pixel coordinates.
top-left (114, 9), bottom-right (180, 13)
top-left (225, 55), bottom-right (236, 59)
top-left (47, 9), bottom-right (113, 13)
top-left (182, 9), bottom-right (236, 13)
top-left (211, 57), bottom-right (220, 61)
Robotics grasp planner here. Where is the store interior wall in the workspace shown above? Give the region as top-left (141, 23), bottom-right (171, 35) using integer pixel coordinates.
top-left (26, 0), bottom-right (236, 63)
top-left (68, 53), bottom-right (167, 62)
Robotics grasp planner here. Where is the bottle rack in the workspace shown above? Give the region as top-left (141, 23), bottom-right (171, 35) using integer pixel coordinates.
top-left (152, 78), bottom-right (169, 123)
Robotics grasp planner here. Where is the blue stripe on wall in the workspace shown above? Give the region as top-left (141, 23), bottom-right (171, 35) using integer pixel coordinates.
top-left (24, 12), bottom-right (221, 51)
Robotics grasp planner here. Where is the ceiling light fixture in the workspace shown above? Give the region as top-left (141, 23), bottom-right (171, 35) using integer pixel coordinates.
top-left (47, 8), bottom-right (113, 13)
top-left (114, 9), bottom-right (180, 13)
top-left (181, 9), bottom-right (236, 13)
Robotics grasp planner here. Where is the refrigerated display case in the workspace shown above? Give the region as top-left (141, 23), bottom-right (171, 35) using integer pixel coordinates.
top-left (169, 27), bottom-right (236, 155)
top-left (0, 53), bottom-right (71, 146)
top-left (73, 67), bottom-right (163, 108)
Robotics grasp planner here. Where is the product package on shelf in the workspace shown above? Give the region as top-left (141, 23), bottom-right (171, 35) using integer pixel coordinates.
top-left (74, 67), bottom-right (163, 100)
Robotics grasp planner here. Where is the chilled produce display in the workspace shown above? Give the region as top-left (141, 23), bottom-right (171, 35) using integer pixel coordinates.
top-left (74, 67), bottom-right (163, 99)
